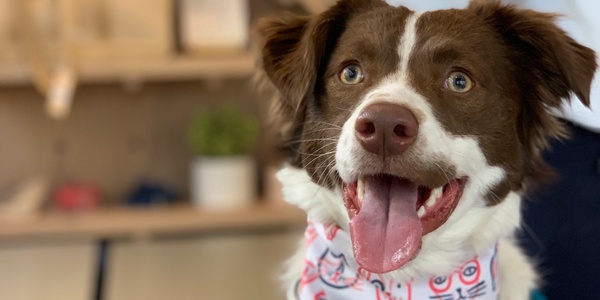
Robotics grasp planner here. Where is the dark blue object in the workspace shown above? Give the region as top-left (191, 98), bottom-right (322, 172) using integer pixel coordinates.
top-left (518, 123), bottom-right (600, 300)
top-left (127, 181), bottom-right (179, 206)
top-left (531, 290), bottom-right (548, 300)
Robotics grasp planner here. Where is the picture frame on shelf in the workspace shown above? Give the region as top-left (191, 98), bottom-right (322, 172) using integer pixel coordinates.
top-left (177, 0), bottom-right (250, 55)
top-left (74, 0), bottom-right (174, 60)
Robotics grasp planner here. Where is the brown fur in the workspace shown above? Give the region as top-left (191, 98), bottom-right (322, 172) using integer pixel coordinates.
top-left (471, 1), bottom-right (596, 196)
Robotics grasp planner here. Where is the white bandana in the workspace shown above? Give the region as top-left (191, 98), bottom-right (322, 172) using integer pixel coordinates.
top-left (295, 220), bottom-right (500, 300)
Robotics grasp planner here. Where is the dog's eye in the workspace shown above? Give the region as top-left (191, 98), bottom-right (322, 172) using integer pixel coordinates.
top-left (446, 72), bottom-right (473, 93)
top-left (340, 65), bottom-right (364, 85)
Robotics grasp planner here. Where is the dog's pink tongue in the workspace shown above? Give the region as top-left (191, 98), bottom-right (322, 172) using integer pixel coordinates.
top-left (350, 176), bottom-right (422, 274)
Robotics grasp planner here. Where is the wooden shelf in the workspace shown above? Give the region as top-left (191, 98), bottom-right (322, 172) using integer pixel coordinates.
top-left (297, 0), bottom-right (336, 13)
top-left (0, 54), bottom-right (255, 86)
top-left (0, 203), bottom-right (306, 242)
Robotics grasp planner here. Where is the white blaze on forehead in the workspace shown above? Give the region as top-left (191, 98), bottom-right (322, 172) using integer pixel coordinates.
top-left (335, 12), bottom-right (418, 182)
top-left (336, 12), bottom-right (424, 183)
top-left (385, 0), bottom-right (467, 13)
top-left (335, 10), bottom-right (505, 189)
top-left (399, 13), bottom-right (420, 78)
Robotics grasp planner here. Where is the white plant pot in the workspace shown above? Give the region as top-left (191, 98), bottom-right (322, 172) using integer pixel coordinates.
top-left (190, 156), bottom-right (255, 211)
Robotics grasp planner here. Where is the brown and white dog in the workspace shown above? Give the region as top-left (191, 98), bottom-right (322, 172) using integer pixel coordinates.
top-left (256, 0), bottom-right (597, 299)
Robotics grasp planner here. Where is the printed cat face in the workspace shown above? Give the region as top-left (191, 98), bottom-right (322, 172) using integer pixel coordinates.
top-left (427, 256), bottom-right (498, 300)
top-left (318, 249), bottom-right (361, 289)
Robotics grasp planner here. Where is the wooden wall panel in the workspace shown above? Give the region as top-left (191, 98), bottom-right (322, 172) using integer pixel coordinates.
top-left (0, 80), bottom-right (261, 205)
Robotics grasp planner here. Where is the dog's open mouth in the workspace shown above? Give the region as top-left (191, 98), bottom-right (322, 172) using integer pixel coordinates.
top-left (343, 174), bottom-right (467, 274)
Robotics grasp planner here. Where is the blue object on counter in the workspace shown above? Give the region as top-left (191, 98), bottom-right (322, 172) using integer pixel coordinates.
top-left (127, 181), bottom-right (178, 206)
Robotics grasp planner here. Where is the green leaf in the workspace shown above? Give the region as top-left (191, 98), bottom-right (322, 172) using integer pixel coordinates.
top-left (188, 106), bottom-right (259, 156)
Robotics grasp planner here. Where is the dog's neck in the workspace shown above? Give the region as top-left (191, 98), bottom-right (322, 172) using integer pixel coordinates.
top-left (277, 166), bottom-right (521, 282)
top-left (298, 220), bottom-right (500, 300)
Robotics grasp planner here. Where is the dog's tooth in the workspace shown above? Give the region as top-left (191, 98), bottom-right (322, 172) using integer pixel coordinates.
top-left (426, 187), bottom-right (443, 207)
top-left (425, 196), bottom-right (434, 208)
top-left (357, 177), bottom-right (365, 202)
top-left (417, 206), bottom-right (426, 218)
top-left (425, 195), bottom-right (436, 208)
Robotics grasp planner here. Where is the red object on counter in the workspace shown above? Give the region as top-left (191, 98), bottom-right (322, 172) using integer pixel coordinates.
top-left (53, 183), bottom-right (101, 211)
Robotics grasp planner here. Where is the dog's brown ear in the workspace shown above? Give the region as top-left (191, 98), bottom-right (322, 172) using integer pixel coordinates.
top-left (472, 1), bottom-right (597, 181)
top-left (473, 2), bottom-right (596, 107)
top-left (254, 12), bottom-right (335, 167)
top-left (255, 13), bottom-right (312, 114)
top-left (255, 0), bottom-right (385, 166)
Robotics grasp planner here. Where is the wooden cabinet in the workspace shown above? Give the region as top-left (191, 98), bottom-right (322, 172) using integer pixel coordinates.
top-left (0, 242), bottom-right (97, 300)
top-left (0, 205), bottom-right (305, 300)
top-left (104, 231), bottom-right (301, 300)
top-left (0, 229), bottom-right (302, 300)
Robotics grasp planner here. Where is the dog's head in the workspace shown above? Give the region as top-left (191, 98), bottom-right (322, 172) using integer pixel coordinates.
top-left (257, 0), bottom-right (596, 275)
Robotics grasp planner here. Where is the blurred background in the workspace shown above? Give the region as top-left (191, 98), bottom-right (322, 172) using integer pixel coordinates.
top-left (0, 0), bottom-right (334, 299)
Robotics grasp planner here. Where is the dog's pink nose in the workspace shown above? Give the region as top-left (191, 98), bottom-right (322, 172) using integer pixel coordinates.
top-left (355, 103), bottom-right (418, 157)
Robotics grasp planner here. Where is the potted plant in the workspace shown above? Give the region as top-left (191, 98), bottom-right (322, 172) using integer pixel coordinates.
top-left (188, 105), bottom-right (259, 211)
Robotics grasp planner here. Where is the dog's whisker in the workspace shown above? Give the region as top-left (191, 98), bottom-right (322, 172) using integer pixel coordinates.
top-left (319, 160), bottom-right (338, 189)
top-left (294, 121), bottom-right (342, 129)
top-left (308, 157), bottom-right (338, 201)
top-left (521, 220), bottom-right (546, 253)
top-left (296, 128), bottom-right (342, 135)
top-left (285, 138), bottom-right (339, 143)
top-left (284, 139), bottom-right (339, 147)
top-left (289, 141), bottom-right (337, 156)
top-left (300, 120), bottom-right (343, 128)
top-left (329, 104), bottom-right (355, 114)
top-left (431, 161), bottom-right (453, 185)
top-left (301, 152), bottom-right (336, 170)
top-left (291, 145), bottom-right (338, 157)
top-left (301, 149), bottom-right (337, 167)
top-left (314, 157), bottom-right (337, 187)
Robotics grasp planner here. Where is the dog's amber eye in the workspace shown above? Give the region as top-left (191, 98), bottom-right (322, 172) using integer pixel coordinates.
top-left (340, 65), bottom-right (364, 85)
top-left (446, 72), bottom-right (473, 93)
